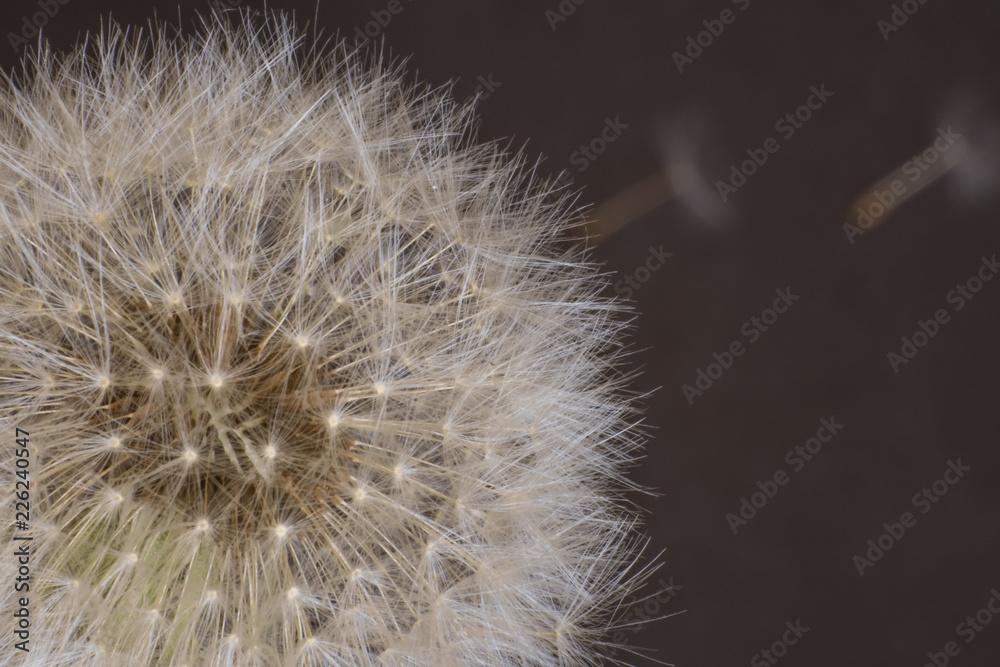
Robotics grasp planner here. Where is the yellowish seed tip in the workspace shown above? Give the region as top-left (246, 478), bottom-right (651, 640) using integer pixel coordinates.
top-left (108, 436), bottom-right (121, 449)
top-left (97, 376), bottom-right (110, 389)
top-left (151, 368), bottom-right (164, 380)
top-left (263, 445), bottom-right (277, 459)
top-left (210, 375), bottom-right (223, 389)
top-left (287, 587), bottom-right (299, 600)
top-left (124, 553), bottom-right (138, 564)
top-left (274, 524), bottom-right (288, 538)
top-left (183, 449), bottom-right (198, 463)
top-left (374, 383), bottom-right (385, 395)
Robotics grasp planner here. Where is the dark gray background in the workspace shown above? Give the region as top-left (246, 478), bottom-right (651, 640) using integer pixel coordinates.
top-left (3, 1), bottom-right (999, 665)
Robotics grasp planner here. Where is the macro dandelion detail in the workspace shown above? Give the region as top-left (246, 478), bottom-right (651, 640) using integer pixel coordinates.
top-left (0, 12), bottom-right (648, 666)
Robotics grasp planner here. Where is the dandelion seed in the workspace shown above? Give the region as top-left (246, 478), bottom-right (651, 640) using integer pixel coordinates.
top-left (0, 10), bottom-right (650, 666)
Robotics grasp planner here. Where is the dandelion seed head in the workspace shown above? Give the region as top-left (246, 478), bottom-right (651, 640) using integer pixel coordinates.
top-left (0, 10), bottom-right (649, 666)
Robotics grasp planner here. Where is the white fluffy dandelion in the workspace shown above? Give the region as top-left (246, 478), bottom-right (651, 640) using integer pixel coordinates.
top-left (0, 12), bottom-right (649, 666)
